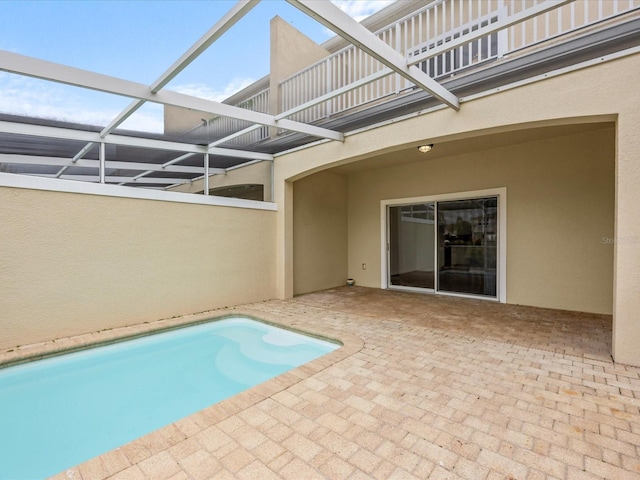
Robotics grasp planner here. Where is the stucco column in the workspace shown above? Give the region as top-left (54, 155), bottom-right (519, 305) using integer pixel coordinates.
top-left (275, 172), bottom-right (294, 299)
top-left (270, 16), bottom-right (330, 129)
top-left (612, 110), bottom-right (640, 366)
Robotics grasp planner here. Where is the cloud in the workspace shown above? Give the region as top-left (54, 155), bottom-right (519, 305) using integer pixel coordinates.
top-left (320, 1), bottom-right (394, 37)
top-left (172, 78), bottom-right (256, 103)
top-left (117, 104), bottom-right (165, 133)
top-left (331, 0), bottom-right (395, 22)
top-left (0, 73), bottom-right (162, 130)
top-left (0, 73), bottom-right (256, 134)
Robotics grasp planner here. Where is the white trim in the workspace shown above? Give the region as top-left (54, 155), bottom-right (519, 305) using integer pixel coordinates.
top-left (0, 172), bottom-right (277, 211)
top-left (381, 187), bottom-right (507, 303)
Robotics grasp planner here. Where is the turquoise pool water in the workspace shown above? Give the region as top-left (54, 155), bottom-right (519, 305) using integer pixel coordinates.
top-left (0, 317), bottom-right (338, 479)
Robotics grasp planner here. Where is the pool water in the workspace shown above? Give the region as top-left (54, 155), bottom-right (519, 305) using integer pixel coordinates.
top-left (0, 317), bottom-right (338, 479)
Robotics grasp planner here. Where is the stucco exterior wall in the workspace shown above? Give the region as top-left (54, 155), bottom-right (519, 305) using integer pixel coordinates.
top-left (346, 128), bottom-right (615, 314)
top-left (613, 93), bottom-right (640, 367)
top-left (293, 170), bottom-right (348, 295)
top-left (274, 51), bottom-right (640, 365)
top-left (0, 187), bottom-right (277, 350)
top-left (270, 16), bottom-right (330, 119)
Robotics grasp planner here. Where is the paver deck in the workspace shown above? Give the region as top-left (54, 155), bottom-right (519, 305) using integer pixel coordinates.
top-left (4, 287), bottom-right (639, 479)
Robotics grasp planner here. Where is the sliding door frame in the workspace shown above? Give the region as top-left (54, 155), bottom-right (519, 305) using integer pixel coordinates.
top-left (381, 187), bottom-right (507, 303)
top-left (386, 201), bottom-right (437, 294)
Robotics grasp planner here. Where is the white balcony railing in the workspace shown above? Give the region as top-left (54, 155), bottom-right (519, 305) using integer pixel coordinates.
top-left (209, 0), bottom-right (639, 146)
top-left (281, 0), bottom-right (640, 124)
top-left (203, 88), bottom-right (270, 147)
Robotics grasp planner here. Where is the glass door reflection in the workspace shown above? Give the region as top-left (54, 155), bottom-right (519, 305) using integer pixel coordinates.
top-left (437, 197), bottom-right (497, 297)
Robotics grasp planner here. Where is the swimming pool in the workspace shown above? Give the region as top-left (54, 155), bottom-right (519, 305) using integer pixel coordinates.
top-left (0, 317), bottom-right (338, 479)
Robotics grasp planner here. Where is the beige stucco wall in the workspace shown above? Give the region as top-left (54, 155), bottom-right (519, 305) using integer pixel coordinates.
top-left (347, 128), bottom-right (615, 314)
top-left (614, 90), bottom-right (640, 367)
top-left (274, 51), bottom-right (640, 365)
top-left (170, 161), bottom-right (273, 201)
top-left (293, 170), bottom-right (348, 295)
top-left (270, 16), bottom-right (330, 118)
top-left (164, 105), bottom-right (211, 136)
top-left (0, 187), bottom-right (277, 350)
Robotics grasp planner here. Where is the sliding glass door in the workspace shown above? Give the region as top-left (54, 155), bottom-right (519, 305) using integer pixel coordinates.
top-left (437, 197), bottom-right (497, 297)
top-left (387, 195), bottom-right (499, 299)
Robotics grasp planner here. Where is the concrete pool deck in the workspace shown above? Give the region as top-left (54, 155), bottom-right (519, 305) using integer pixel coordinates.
top-left (3, 287), bottom-right (639, 479)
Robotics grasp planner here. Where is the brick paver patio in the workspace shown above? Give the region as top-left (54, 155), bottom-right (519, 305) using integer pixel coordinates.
top-left (6, 287), bottom-right (639, 479)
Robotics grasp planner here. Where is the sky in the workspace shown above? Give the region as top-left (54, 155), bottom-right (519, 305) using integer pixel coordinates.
top-left (0, 0), bottom-right (394, 133)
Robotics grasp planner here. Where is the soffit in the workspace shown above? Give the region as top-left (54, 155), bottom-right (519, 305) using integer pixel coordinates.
top-left (330, 122), bottom-right (614, 175)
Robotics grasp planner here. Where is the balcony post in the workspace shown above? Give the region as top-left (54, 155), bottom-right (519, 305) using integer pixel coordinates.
top-left (325, 57), bottom-right (332, 117)
top-left (99, 142), bottom-right (105, 184)
top-left (203, 153), bottom-right (209, 195)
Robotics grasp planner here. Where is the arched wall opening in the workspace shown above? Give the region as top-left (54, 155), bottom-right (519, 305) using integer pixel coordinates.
top-left (292, 122), bottom-right (615, 315)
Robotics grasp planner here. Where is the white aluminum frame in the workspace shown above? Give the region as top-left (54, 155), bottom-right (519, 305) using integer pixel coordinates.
top-left (0, 50), bottom-right (344, 143)
top-left (58, 0), bottom-right (261, 180)
top-left (0, 0), bottom-right (343, 192)
top-left (0, 120), bottom-right (273, 160)
top-left (381, 188), bottom-right (507, 303)
top-left (0, 154), bottom-right (223, 175)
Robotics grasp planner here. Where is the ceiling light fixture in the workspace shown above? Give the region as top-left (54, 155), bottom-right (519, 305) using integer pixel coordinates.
top-left (417, 144), bottom-right (434, 153)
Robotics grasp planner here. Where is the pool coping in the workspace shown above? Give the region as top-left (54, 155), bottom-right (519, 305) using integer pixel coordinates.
top-left (0, 307), bottom-right (364, 480)
top-left (0, 309), bottom-right (351, 369)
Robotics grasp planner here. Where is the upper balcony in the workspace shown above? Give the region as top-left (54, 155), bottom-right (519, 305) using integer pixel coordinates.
top-left (201, 0), bottom-right (640, 152)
